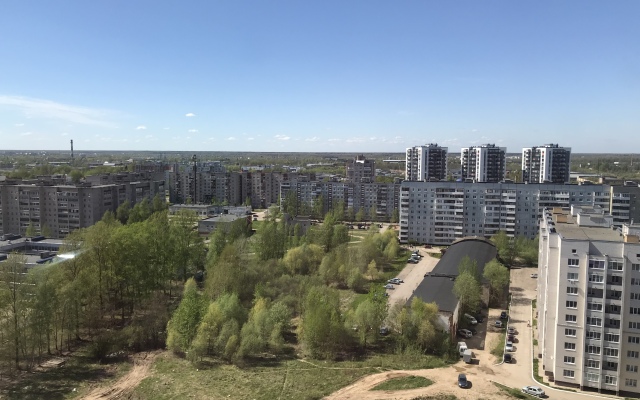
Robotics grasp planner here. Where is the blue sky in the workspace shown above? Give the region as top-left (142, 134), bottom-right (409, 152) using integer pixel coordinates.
top-left (1, 1), bottom-right (639, 153)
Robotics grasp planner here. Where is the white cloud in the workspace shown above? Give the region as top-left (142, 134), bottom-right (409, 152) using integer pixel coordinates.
top-left (247, 137), bottom-right (254, 141)
top-left (328, 138), bottom-right (341, 142)
top-left (346, 137), bottom-right (366, 143)
top-left (0, 95), bottom-right (116, 127)
top-left (227, 137), bottom-right (236, 141)
top-left (61, 132), bottom-right (69, 136)
top-left (14, 123), bottom-right (24, 127)
top-left (305, 137), bottom-right (319, 142)
top-left (163, 127), bottom-right (170, 130)
top-left (188, 129), bottom-right (199, 133)
top-left (145, 134), bottom-right (153, 139)
top-left (274, 134), bottom-right (290, 141)
top-left (185, 113), bottom-right (196, 117)
top-left (136, 125), bottom-right (147, 130)
top-left (369, 137), bottom-right (377, 141)
top-left (20, 131), bottom-right (32, 136)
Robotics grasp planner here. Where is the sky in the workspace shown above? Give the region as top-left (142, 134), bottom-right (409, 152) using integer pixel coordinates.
top-left (1, 1), bottom-right (639, 153)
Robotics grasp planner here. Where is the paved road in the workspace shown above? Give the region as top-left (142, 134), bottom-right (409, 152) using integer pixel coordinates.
top-left (386, 251), bottom-right (439, 310)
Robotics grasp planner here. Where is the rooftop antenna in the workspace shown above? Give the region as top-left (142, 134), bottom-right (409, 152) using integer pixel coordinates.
top-left (70, 139), bottom-right (74, 164)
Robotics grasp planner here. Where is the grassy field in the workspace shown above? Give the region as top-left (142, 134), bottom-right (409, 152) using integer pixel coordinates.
top-left (371, 375), bottom-right (434, 391)
top-left (492, 382), bottom-right (538, 399)
top-left (0, 349), bottom-right (132, 400)
top-left (490, 328), bottom-right (506, 362)
top-left (133, 351), bottom-right (448, 400)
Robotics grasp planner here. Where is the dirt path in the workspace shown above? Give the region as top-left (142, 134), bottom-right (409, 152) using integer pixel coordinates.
top-left (82, 351), bottom-right (158, 400)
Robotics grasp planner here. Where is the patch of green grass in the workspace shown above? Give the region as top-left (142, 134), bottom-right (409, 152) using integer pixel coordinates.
top-left (532, 358), bottom-right (543, 384)
top-left (411, 395), bottom-right (458, 400)
top-left (492, 382), bottom-right (538, 399)
top-left (533, 339), bottom-right (538, 346)
top-left (532, 299), bottom-right (537, 309)
top-left (491, 329), bottom-right (506, 362)
top-left (134, 352), bottom-right (448, 400)
top-left (371, 375), bottom-right (433, 391)
top-left (532, 319), bottom-right (537, 328)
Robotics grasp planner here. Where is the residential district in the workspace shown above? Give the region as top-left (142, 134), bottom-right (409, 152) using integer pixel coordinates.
top-left (1, 143), bottom-right (640, 398)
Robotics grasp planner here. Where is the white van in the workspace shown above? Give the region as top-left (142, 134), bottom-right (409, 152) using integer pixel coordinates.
top-left (464, 313), bottom-right (478, 325)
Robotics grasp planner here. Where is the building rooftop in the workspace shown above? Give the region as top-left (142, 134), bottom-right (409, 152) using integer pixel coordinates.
top-left (549, 207), bottom-right (623, 242)
top-left (408, 238), bottom-right (497, 313)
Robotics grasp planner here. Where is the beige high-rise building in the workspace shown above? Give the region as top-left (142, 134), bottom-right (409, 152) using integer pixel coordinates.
top-left (538, 205), bottom-right (640, 396)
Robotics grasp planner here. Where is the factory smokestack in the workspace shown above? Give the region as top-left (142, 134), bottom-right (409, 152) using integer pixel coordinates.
top-left (71, 139), bottom-right (74, 162)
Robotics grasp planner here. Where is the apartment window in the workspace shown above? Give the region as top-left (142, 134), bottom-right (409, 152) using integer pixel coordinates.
top-left (568, 272), bottom-right (579, 280)
top-left (572, 249), bottom-right (577, 254)
top-left (564, 342), bottom-right (576, 351)
top-left (566, 301), bottom-right (578, 309)
top-left (632, 278), bottom-right (640, 286)
top-left (587, 317), bottom-right (602, 326)
top-left (563, 355), bottom-right (575, 363)
top-left (630, 322), bottom-right (640, 329)
top-left (626, 379), bottom-right (638, 387)
top-left (630, 336), bottom-right (640, 344)
top-left (567, 287), bottom-right (578, 295)
top-left (566, 314), bottom-right (577, 323)
top-left (632, 307), bottom-right (640, 315)
top-left (587, 303), bottom-right (603, 311)
top-left (589, 260), bottom-right (605, 269)
top-left (586, 359), bottom-right (600, 368)
top-left (565, 328), bottom-right (576, 336)
top-left (605, 333), bottom-right (620, 343)
top-left (589, 274), bottom-right (604, 283)
top-left (563, 369), bottom-right (575, 378)
top-left (568, 259), bottom-right (579, 267)
top-left (627, 365), bottom-right (638, 373)
top-left (633, 264), bottom-right (640, 271)
top-left (604, 348), bottom-right (619, 357)
top-left (631, 293), bottom-right (640, 300)
top-left (629, 351), bottom-right (640, 358)
top-left (606, 361), bottom-right (618, 369)
top-left (586, 345), bottom-right (601, 354)
top-left (586, 372), bottom-right (599, 382)
top-left (605, 376), bottom-right (617, 385)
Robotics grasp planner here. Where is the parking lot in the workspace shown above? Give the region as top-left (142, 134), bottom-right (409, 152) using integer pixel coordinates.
top-left (385, 249), bottom-right (439, 311)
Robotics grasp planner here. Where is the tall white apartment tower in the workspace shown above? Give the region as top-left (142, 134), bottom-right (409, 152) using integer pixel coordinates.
top-left (522, 144), bottom-right (572, 183)
top-left (538, 205), bottom-right (640, 396)
top-left (405, 144), bottom-right (448, 181)
top-left (460, 144), bottom-right (506, 183)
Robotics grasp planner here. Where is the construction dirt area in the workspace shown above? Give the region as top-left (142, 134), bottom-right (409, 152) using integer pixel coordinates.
top-left (82, 351), bottom-right (158, 400)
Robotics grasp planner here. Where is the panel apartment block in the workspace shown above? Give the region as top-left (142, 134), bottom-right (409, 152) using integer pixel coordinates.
top-left (460, 144), bottom-right (506, 183)
top-left (522, 144), bottom-right (572, 184)
top-left (538, 206), bottom-right (640, 396)
top-left (398, 181), bottom-right (627, 245)
top-left (346, 155), bottom-right (376, 183)
top-left (0, 174), bottom-right (164, 238)
top-left (279, 180), bottom-right (400, 220)
top-left (405, 144), bottom-right (448, 182)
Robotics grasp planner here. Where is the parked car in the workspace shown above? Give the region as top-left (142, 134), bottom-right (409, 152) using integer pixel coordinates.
top-left (504, 353), bottom-right (513, 363)
top-left (474, 313), bottom-right (484, 323)
top-left (457, 329), bottom-right (473, 338)
top-left (394, 277), bottom-right (404, 283)
top-left (531, 273), bottom-right (538, 278)
top-left (379, 326), bottom-right (390, 335)
top-left (495, 320), bottom-right (504, 328)
top-left (507, 327), bottom-right (517, 335)
top-left (505, 341), bottom-right (514, 352)
top-left (521, 386), bottom-right (545, 397)
top-left (458, 373), bottom-right (468, 388)
top-left (500, 311), bottom-right (509, 320)
top-left (383, 284), bottom-right (395, 290)
top-left (508, 334), bottom-right (515, 342)
top-left (407, 258), bottom-right (418, 264)
top-left (464, 313), bottom-right (478, 325)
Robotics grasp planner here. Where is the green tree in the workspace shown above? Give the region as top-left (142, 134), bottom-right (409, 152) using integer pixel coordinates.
top-left (312, 195), bottom-right (325, 219)
top-left (299, 286), bottom-right (346, 359)
top-left (355, 208), bottom-right (365, 223)
top-left (25, 222), bottom-right (36, 237)
top-left (0, 254), bottom-right (29, 370)
top-left (116, 200), bottom-right (131, 224)
top-left (390, 208), bottom-right (399, 224)
top-left (167, 279), bottom-right (207, 354)
top-left (369, 205), bottom-right (378, 222)
top-left (491, 231), bottom-right (515, 266)
top-left (152, 193), bottom-right (167, 213)
top-left (453, 270), bottom-right (482, 314)
top-left (483, 259), bottom-right (510, 305)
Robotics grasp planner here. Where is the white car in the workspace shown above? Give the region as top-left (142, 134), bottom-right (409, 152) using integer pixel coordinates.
top-left (531, 273), bottom-right (538, 278)
top-left (457, 329), bottom-right (473, 338)
top-left (521, 386), bottom-right (545, 397)
top-left (383, 284), bottom-right (395, 290)
top-left (505, 341), bottom-right (514, 352)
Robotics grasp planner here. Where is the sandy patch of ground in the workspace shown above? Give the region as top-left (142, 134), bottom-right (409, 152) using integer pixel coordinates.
top-left (82, 351), bottom-right (158, 400)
